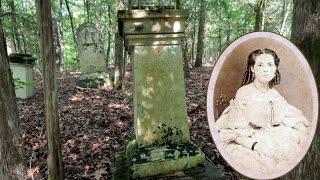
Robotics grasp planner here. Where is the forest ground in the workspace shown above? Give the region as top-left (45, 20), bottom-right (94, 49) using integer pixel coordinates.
top-left (18, 66), bottom-right (241, 179)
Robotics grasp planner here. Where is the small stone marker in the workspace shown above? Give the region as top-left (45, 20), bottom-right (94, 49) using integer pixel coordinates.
top-left (76, 22), bottom-right (111, 89)
top-left (9, 53), bottom-right (36, 99)
top-left (118, 9), bottom-right (205, 178)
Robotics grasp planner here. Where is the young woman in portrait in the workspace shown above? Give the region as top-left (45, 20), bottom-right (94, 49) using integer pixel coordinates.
top-left (215, 49), bottom-right (310, 173)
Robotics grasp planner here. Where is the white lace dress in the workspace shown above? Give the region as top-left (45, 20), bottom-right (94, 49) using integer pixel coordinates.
top-left (215, 89), bottom-right (310, 173)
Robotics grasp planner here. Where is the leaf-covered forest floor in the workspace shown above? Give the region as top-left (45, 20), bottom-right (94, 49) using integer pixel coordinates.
top-left (18, 66), bottom-right (242, 179)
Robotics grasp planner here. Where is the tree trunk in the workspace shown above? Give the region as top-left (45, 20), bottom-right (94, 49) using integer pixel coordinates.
top-left (58, 0), bottom-right (65, 72)
top-left (20, 30), bottom-right (27, 53)
top-left (286, 0), bottom-right (320, 179)
top-left (53, 17), bottom-right (63, 72)
top-left (0, 8), bottom-right (25, 179)
top-left (194, 0), bottom-right (205, 67)
top-left (8, 0), bottom-right (22, 53)
top-left (114, 0), bottom-right (125, 90)
top-left (176, 0), bottom-right (181, 9)
top-left (84, 0), bottom-right (90, 22)
top-left (114, 32), bottom-right (124, 90)
top-left (65, 0), bottom-right (77, 46)
top-left (261, 0), bottom-right (266, 31)
top-left (280, 0), bottom-right (290, 35)
top-left (127, 46), bottom-right (134, 70)
top-left (253, 0), bottom-right (265, 32)
top-left (35, 0), bottom-right (64, 179)
top-left (106, 5), bottom-right (111, 69)
top-left (182, 39), bottom-right (190, 78)
top-left (191, 0), bottom-right (197, 66)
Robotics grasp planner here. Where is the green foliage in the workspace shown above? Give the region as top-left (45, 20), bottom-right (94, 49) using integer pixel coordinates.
top-left (1, 0), bottom-right (294, 70)
top-left (13, 77), bottom-right (32, 89)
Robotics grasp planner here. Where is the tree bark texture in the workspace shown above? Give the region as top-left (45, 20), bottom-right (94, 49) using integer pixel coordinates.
top-left (280, 0), bottom-right (290, 35)
top-left (253, 0), bottom-right (265, 32)
top-left (286, 0), bottom-right (320, 179)
top-left (57, 0), bottom-right (65, 72)
top-left (53, 17), bottom-right (63, 72)
top-left (191, 0), bottom-right (197, 66)
top-left (114, 0), bottom-right (125, 90)
top-left (194, 0), bottom-right (205, 67)
top-left (9, 0), bottom-right (22, 53)
top-left (182, 39), bottom-right (190, 78)
top-left (114, 32), bottom-right (124, 90)
top-left (65, 0), bottom-right (77, 46)
top-left (106, 5), bottom-right (111, 68)
top-left (0, 12), bottom-right (25, 179)
top-left (35, 0), bottom-right (64, 179)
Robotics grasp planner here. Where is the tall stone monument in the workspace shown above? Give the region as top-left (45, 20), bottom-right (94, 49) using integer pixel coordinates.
top-left (118, 9), bottom-right (205, 178)
top-left (76, 22), bottom-right (111, 89)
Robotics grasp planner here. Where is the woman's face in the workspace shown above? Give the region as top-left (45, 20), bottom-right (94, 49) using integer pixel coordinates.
top-left (251, 53), bottom-right (277, 84)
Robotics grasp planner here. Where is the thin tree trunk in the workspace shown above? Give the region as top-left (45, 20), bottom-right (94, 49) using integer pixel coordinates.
top-left (53, 17), bottom-right (62, 72)
top-left (9, 0), bottom-right (22, 52)
top-left (11, 0), bottom-right (22, 52)
top-left (65, 0), bottom-right (77, 46)
top-left (84, 0), bottom-right (90, 22)
top-left (280, 0), bottom-right (290, 35)
top-left (182, 39), bottom-right (190, 78)
top-left (127, 46), bottom-right (134, 70)
top-left (191, 0), bottom-right (197, 66)
top-left (243, 11), bottom-right (248, 34)
top-left (114, 0), bottom-right (125, 90)
top-left (253, 0), bottom-right (265, 32)
top-left (176, 0), bottom-right (181, 9)
top-left (261, 0), bottom-right (266, 31)
top-left (114, 32), bottom-right (124, 90)
top-left (0, 6), bottom-right (25, 178)
top-left (35, 0), bottom-right (64, 179)
top-left (20, 29), bottom-right (27, 53)
top-left (286, 0), bottom-right (320, 179)
top-left (194, 0), bottom-right (205, 67)
top-left (106, 5), bottom-right (111, 68)
top-left (58, 0), bottom-right (65, 72)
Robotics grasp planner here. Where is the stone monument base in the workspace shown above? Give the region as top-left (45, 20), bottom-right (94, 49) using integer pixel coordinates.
top-left (114, 143), bottom-right (223, 179)
top-left (76, 72), bottom-right (112, 89)
top-left (122, 141), bottom-right (206, 178)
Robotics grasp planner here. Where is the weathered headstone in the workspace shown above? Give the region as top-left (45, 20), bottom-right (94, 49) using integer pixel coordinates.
top-left (117, 9), bottom-right (205, 178)
top-left (9, 53), bottom-right (36, 99)
top-left (76, 22), bottom-right (111, 89)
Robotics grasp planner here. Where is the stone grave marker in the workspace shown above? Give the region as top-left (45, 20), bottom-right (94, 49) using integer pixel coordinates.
top-left (76, 22), bottom-right (111, 89)
top-left (117, 9), bottom-right (205, 178)
top-left (9, 53), bottom-right (36, 99)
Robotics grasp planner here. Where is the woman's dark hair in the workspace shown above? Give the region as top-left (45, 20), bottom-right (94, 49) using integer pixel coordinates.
top-left (241, 48), bottom-right (281, 88)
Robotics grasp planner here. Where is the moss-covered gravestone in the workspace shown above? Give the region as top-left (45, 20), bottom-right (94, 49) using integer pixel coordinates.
top-left (9, 53), bottom-right (36, 99)
top-left (76, 22), bottom-right (111, 89)
top-left (117, 9), bottom-right (205, 178)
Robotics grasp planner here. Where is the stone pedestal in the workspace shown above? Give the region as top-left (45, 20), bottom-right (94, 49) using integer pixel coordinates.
top-left (9, 53), bottom-right (36, 99)
top-left (118, 9), bottom-right (205, 178)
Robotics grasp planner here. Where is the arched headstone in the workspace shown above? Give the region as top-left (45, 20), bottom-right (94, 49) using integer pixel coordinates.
top-left (76, 22), bottom-right (106, 73)
top-left (76, 22), bottom-right (111, 89)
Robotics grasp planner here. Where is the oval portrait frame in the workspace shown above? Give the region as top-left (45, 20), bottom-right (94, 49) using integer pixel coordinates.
top-left (207, 32), bottom-right (318, 179)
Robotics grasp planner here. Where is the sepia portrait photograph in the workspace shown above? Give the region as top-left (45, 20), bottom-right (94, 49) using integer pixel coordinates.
top-left (207, 32), bottom-right (318, 179)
